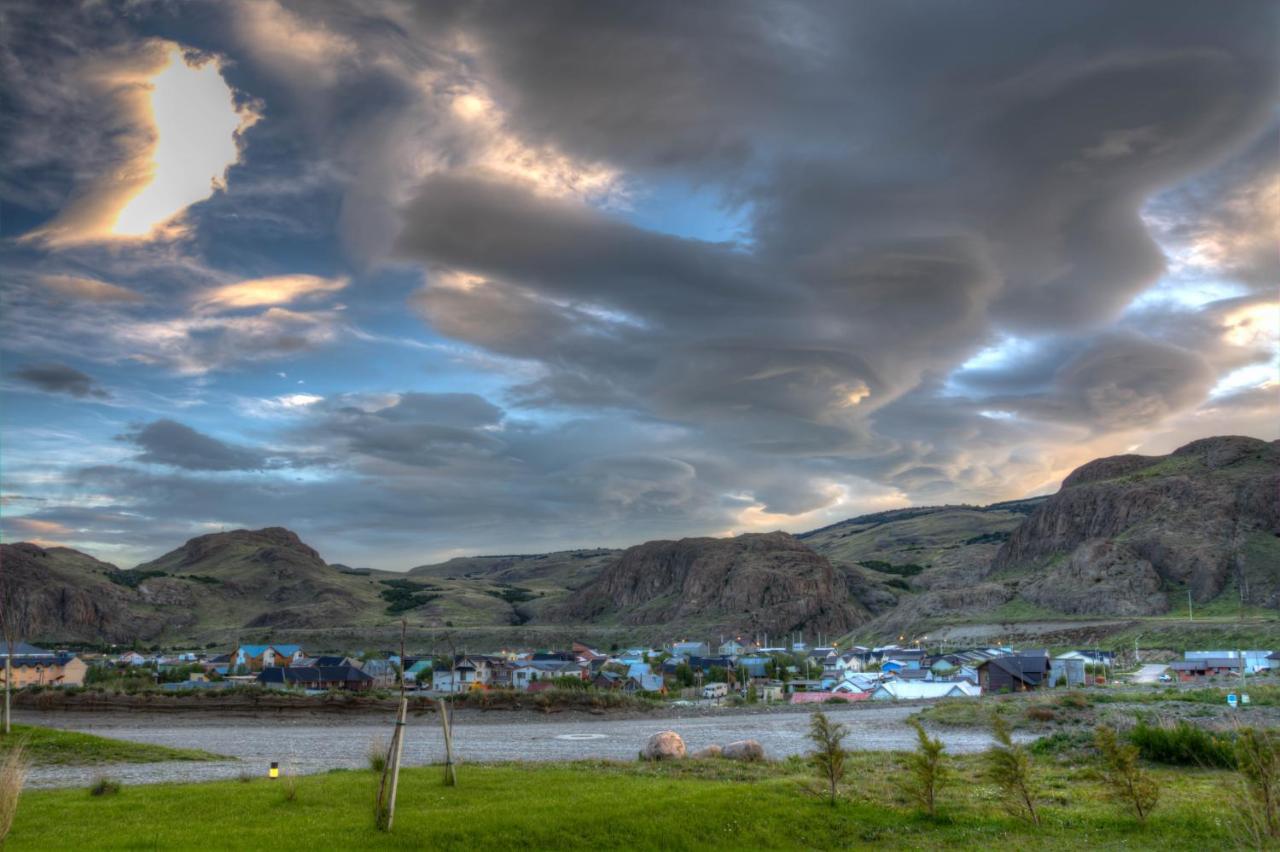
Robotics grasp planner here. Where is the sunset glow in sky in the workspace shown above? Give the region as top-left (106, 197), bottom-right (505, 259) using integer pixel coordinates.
top-left (1, 1), bottom-right (1276, 569)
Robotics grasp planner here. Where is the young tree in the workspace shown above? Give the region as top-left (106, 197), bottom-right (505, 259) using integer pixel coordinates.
top-left (1094, 725), bottom-right (1159, 823)
top-left (983, 714), bottom-right (1040, 826)
top-left (0, 568), bottom-right (32, 736)
top-left (1235, 726), bottom-right (1280, 839)
top-left (902, 720), bottom-right (948, 816)
top-left (807, 711), bottom-right (848, 806)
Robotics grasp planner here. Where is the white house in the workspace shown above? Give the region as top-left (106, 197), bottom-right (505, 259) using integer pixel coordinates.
top-left (718, 639), bottom-right (746, 657)
top-left (871, 681), bottom-right (981, 701)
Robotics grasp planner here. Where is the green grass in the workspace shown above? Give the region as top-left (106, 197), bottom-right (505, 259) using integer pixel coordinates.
top-left (0, 725), bottom-right (221, 766)
top-left (4, 755), bottom-right (1248, 850)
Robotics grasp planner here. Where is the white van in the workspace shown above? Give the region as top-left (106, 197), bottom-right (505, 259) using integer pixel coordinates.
top-left (702, 682), bottom-right (729, 699)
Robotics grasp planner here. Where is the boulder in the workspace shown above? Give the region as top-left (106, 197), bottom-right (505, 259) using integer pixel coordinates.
top-left (642, 731), bottom-right (686, 761)
top-left (722, 739), bottom-right (764, 762)
top-left (691, 745), bottom-right (723, 759)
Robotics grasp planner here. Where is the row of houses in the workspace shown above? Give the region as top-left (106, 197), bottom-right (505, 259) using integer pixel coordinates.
top-left (0, 642), bottom-right (88, 687)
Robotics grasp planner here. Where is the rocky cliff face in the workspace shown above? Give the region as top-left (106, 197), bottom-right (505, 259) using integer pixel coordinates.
top-left (994, 436), bottom-right (1280, 610)
top-left (567, 531), bottom-right (864, 636)
top-left (0, 543), bottom-right (177, 642)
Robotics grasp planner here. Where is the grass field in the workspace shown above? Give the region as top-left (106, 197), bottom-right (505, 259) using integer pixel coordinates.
top-left (0, 725), bottom-right (220, 766)
top-left (4, 753), bottom-right (1259, 850)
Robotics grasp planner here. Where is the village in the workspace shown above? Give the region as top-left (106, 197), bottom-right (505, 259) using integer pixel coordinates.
top-left (5, 637), bottom-right (1277, 705)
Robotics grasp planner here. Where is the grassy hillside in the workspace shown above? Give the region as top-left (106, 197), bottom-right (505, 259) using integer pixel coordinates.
top-left (5, 755), bottom-right (1251, 850)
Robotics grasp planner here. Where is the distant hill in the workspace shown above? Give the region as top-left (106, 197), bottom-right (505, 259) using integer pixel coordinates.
top-left (1, 435), bottom-right (1274, 648)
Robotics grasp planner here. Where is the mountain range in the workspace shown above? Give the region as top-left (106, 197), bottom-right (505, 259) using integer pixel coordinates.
top-left (3, 435), bottom-right (1276, 650)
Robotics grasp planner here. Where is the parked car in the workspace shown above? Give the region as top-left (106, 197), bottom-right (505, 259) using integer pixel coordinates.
top-left (1158, 673), bottom-right (1173, 682)
top-left (702, 682), bottom-right (728, 699)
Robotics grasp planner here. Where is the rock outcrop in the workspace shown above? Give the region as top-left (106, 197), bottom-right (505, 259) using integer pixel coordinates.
top-left (1018, 540), bottom-right (1167, 616)
top-left (0, 544), bottom-right (177, 642)
top-left (994, 436), bottom-right (1280, 609)
top-left (567, 531), bottom-right (863, 636)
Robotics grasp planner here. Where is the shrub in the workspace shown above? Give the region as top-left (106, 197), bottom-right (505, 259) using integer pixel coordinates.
top-left (89, 776), bottom-right (121, 797)
top-left (1057, 691), bottom-right (1090, 710)
top-left (807, 711), bottom-right (849, 807)
top-left (368, 736), bottom-right (388, 773)
top-left (1029, 730), bottom-right (1094, 757)
top-left (983, 715), bottom-right (1040, 826)
top-left (1234, 727), bottom-right (1280, 839)
top-left (0, 741), bottom-right (29, 844)
top-left (1129, 720), bottom-right (1235, 769)
top-left (1026, 705), bottom-right (1056, 723)
top-left (1095, 725), bottom-right (1159, 823)
top-left (901, 720), bottom-right (947, 816)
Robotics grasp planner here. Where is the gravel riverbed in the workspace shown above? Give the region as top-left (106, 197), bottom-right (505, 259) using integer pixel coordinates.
top-left (18, 703), bottom-right (1023, 789)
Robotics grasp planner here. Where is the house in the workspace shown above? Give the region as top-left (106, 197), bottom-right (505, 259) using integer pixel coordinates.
top-left (671, 641), bottom-right (710, 658)
top-left (1169, 658), bottom-right (1244, 681)
top-left (890, 668), bottom-right (929, 681)
top-left (404, 660), bottom-right (434, 686)
top-left (0, 651), bottom-right (87, 687)
top-left (592, 671), bottom-right (625, 690)
top-left (1056, 649), bottom-right (1115, 668)
top-left (511, 660), bottom-right (584, 690)
top-left (976, 655), bottom-right (1052, 692)
top-left (304, 655), bottom-right (360, 668)
top-left (735, 656), bottom-right (771, 679)
top-left (257, 665), bottom-right (374, 691)
top-left (834, 671), bottom-right (880, 693)
top-left (872, 681), bottom-right (981, 700)
top-left (1185, 650), bottom-right (1273, 674)
top-left (359, 659), bottom-right (397, 688)
top-left (883, 649), bottom-right (926, 670)
top-left (626, 672), bottom-right (665, 693)
top-left (119, 651), bottom-right (148, 667)
top-left (232, 644), bottom-right (305, 671)
top-left (752, 681), bottom-right (785, 702)
top-left (1049, 658), bottom-right (1086, 688)
top-left (718, 639), bottom-right (746, 657)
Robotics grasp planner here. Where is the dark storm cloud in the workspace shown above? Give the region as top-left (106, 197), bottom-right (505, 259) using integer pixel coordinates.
top-left (10, 363), bottom-right (109, 398)
top-left (301, 392), bottom-right (507, 468)
top-left (120, 420), bottom-right (267, 471)
top-left (395, 0), bottom-right (1277, 469)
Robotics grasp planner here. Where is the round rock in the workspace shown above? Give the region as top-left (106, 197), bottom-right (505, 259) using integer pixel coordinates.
top-left (722, 739), bottom-right (764, 761)
top-left (642, 730), bottom-right (687, 761)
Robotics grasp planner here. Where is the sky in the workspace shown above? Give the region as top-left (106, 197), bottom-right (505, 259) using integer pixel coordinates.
top-left (0, 0), bottom-right (1276, 570)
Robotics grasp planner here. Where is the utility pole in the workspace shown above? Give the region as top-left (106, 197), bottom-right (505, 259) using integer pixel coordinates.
top-left (1187, 589), bottom-right (1194, 622)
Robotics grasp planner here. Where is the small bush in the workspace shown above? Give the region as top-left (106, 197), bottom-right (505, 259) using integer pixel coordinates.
top-left (1056, 691), bottom-right (1090, 710)
top-left (89, 776), bottom-right (121, 797)
top-left (1026, 705), bottom-right (1056, 723)
top-left (237, 770), bottom-right (253, 783)
top-left (901, 720), bottom-right (947, 816)
top-left (1234, 727), bottom-right (1280, 839)
top-left (1129, 720), bottom-right (1235, 769)
top-left (807, 711), bottom-right (849, 807)
top-left (983, 715), bottom-right (1040, 827)
top-left (368, 736), bottom-right (388, 773)
top-left (1095, 725), bottom-right (1159, 823)
top-left (1030, 730), bottom-right (1094, 757)
top-left (0, 741), bottom-right (29, 844)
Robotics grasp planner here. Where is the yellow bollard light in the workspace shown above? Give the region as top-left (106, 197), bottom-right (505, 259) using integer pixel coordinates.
top-left (269, 761), bottom-right (279, 779)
